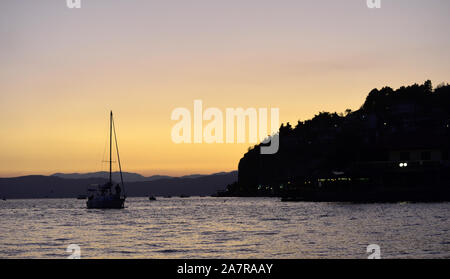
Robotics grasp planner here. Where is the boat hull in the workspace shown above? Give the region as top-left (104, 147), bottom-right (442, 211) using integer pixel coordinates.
top-left (86, 198), bottom-right (125, 209)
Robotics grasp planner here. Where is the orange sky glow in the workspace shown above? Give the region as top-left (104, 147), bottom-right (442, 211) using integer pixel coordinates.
top-left (1, 0), bottom-right (449, 177)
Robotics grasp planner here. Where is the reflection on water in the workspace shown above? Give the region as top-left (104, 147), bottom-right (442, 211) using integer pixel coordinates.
top-left (0, 197), bottom-right (449, 258)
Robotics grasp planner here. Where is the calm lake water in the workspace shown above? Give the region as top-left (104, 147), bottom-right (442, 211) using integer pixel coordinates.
top-left (0, 197), bottom-right (449, 258)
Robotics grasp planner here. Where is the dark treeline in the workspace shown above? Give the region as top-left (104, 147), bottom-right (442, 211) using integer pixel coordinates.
top-left (223, 81), bottom-right (450, 201)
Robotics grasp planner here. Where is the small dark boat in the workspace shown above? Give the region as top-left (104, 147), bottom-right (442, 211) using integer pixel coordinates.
top-left (77, 195), bottom-right (87, 200)
top-left (149, 196), bottom-right (156, 201)
top-left (179, 194), bottom-right (190, 198)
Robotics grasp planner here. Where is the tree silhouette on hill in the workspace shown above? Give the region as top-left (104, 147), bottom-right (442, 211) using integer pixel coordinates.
top-left (228, 80), bottom-right (450, 198)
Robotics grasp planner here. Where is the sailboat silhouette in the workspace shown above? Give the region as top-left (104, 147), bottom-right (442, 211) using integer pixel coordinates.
top-left (86, 111), bottom-right (126, 209)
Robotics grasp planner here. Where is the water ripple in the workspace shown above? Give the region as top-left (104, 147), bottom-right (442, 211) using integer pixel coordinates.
top-left (0, 197), bottom-right (449, 258)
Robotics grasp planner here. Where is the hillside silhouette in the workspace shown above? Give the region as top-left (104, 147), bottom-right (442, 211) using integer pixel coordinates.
top-left (223, 81), bottom-right (450, 201)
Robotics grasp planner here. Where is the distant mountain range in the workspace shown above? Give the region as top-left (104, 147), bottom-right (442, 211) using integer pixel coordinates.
top-left (0, 171), bottom-right (237, 199)
top-left (51, 171), bottom-right (212, 182)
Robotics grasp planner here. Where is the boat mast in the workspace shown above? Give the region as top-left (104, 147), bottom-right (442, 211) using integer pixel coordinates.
top-left (112, 115), bottom-right (126, 197)
top-left (109, 110), bottom-right (112, 185)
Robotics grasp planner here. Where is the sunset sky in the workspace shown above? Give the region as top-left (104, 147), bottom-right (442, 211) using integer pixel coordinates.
top-left (1, 0), bottom-right (449, 177)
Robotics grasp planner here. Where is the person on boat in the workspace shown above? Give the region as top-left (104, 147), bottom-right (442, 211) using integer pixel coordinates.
top-left (115, 184), bottom-right (121, 197)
